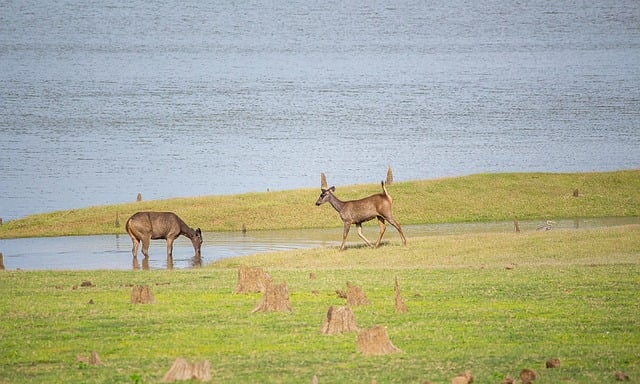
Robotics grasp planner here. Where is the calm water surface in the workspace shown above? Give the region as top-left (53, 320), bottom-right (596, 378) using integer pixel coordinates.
top-left (1, 0), bottom-right (639, 221)
top-left (1, 218), bottom-right (638, 270)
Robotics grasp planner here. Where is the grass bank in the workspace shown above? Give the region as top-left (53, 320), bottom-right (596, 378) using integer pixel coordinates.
top-left (1, 170), bottom-right (638, 239)
top-left (0, 226), bottom-right (638, 383)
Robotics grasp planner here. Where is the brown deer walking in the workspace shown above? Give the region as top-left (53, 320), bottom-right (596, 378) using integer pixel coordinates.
top-left (315, 181), bottom-right (407, 251)
top-left (125, 212), bottom-right (203, 261)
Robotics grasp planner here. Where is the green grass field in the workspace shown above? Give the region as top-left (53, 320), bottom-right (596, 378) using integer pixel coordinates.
top-left (0, 171), bottom-right (638, 383)
top-left (0, 226), bottom-right (638, 383)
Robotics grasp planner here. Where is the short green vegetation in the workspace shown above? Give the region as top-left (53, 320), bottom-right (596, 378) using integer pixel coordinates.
top-left (0, 226), bottom-right (638, 383)
top-left (0, 171), bottom-right (638, 383)
top-left (1, 170), bottom-right (638, 238)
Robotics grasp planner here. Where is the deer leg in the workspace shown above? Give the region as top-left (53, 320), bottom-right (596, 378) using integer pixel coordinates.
top-left (141, 238), bottom-right (150, 258)
top-left (166, 238), bottom-right (175, 259)
top-left (375, 217), bottom-right (387, 247)
top-left (386, 216), bottom-right (407, 246)
top-left (340, 222), bottom-right (352, 251)
top-left (131, 238), bottom-right (140, 258)
top-left (356, 223), bottom-right (375, 248)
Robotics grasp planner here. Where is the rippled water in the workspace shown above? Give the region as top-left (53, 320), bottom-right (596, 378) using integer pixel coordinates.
top-left (1, 0), bottom-right (639, 221)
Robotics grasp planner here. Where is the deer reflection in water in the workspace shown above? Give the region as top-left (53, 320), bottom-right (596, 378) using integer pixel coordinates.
top-left (126, 212), bottom-right (203, 270)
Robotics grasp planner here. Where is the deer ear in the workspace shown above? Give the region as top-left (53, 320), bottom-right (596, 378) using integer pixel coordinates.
top-left (329, 186), bottom-right (336, 192)
top-left (196, 228), bottom-right (201, 235)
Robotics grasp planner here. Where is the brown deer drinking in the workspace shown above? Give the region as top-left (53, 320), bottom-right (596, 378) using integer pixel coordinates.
top-left (315, 181), bottom-right (407, 251)
top-left (125, 212), bottom-right (203, 263)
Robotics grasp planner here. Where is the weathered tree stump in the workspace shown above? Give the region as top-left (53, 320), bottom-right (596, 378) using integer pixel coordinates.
top-left (321, 306), bottom-right (358, 334)
top-left (356, 326), bottom-right (401, 356)
top-left (394, 277), bottom-right (408, 313)
top-left (114, 212), bottom-right (120, 228)
top-left (615, 371), bottom-right (630, 381)
top-left (386, 166), bottom-right (394, 185)
top-left (161, 357), bottom-right (211, 382)
top-left (513, 216), bottom-right (520, 233)
top-left (77, 351), bottom-right (102, 366)
top-left (130, 285), bottom-right (154, 304)
top-left (346, 282), bottom-right (369, 306)
top-left (519, 368), bottom-right (536, 384)
top-left (500, 376), bottom-right (515, 384)
top-left (451, 370), bottom-right (473, 384)
top-left (136, 193), bottom-right (142, 202)
top-left (234, 266), bottom-right (272, 294)
top-left (252, 282), bottom-right (292, 313)
top-left (546, 358), bottom-right (560, 368)
top-left (0, 252), bottom-right (4, 271)
top-left (573, 188), bottom-right (579, 197)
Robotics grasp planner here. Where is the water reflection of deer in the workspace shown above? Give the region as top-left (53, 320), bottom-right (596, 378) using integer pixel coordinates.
top-left (126, 212), bottom-right (203, 270)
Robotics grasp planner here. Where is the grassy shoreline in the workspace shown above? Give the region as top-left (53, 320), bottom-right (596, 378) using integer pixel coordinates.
top-left (0, 170), bottom-right (638, 383)
top-left (0, 225), bottom-right (638, 383)
top-left (1, 170), bottom-right (639, 239)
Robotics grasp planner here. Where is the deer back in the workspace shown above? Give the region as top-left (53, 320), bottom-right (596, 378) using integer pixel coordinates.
top-left (127, 212), bottom-right (183, 240)
top-left (341, 193), bottom-right (391, 223)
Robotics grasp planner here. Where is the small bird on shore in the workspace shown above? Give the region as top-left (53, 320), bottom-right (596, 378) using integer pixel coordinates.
top-left (537, 220), bottom-right (556, 231)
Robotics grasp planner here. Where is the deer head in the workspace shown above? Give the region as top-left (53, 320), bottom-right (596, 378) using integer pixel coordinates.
top-left (315, 186), bottom-right (336, 206)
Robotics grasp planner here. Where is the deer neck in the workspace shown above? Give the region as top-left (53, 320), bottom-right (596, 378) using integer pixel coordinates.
top-left (179, 222), bottom-right (196, 239)
top-left (327, 193), bottom-right (345, 213)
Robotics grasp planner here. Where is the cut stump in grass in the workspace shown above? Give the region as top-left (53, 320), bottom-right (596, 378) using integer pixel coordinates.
top-left (0, 252), bottom-right (4, 271)
top-left (614, 371), bottom-right (630, 381)
top-left (356, 326), bottom-right (401, 356)
top-left (394, 276), bottom-right (408, 313)
top-left (234, 266), bottom-right (272, 294)
top-left (76, 351), bottom-right (102, 366)
top-left (130, 285), bottom-right (154, 304)
top-left (519, 368), bottom-right (536, 384)
top-left (321, 306), bottom-right (358, 334)
top-left (252, 282), bottom-right (292, 313)
top-left (500, 376), bottom-right (515, 384)
top-left (451, 370), bottom-right (473, 384)
top-left (346, 282), bottom-right (369, 306)
top-left (161, 358), bottom-right (211, 382)
top-left (545, 358), bottom-right (560, 368)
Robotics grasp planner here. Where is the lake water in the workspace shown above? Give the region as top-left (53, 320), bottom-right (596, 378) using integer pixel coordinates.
top-left (2, 218), bottom-right (638, 270)
top-left (1, 0), bottom-right (639, 222)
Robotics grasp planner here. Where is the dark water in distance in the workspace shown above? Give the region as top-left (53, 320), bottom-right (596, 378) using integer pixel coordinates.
top-left (1, 0), bottom-right (639, 220)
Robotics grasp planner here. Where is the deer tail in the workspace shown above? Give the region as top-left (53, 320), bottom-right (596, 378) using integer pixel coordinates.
top-left (381, 181), bottom-right (392, 202)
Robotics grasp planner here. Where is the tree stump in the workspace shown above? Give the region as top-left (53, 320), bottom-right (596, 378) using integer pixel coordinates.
top-left (346, 282), bottom-right (369, 306)
top-left (130, 285), bottom-right (154, 304)
top-left (252, 282), bottom-right (292, 313)
top-left (0, 252), bottom-right (4, 271)
top-left (451, 370), bottom-right (474, 384)
top-left (321, 306), bottom-right (358, 334)
top-left (356, 326), bottom-right (401, 356)
top-left (614, 371), bottom-right (630, 381)
top-left (519, 369), bottom-right (536, 384)
top-left (546, 358), bottom-right (560, 368)
top-left (386, 166), bottom-right (394, 185)
top-left (77, 351), bottom-right (102, 366)
top-left (161, 357), bottom-right (211, 382)
top-left (500, 376), bottom-right (515, 384)
top-left (234, 266), bottom-right (272, 294)
top-left (394, 277), bottom-right (408, 313)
